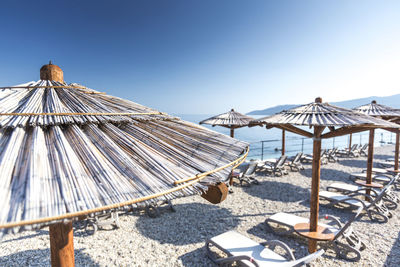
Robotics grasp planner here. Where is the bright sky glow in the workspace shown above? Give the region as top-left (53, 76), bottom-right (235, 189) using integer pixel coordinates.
top-left (0, 0), bottom-right (399, 114)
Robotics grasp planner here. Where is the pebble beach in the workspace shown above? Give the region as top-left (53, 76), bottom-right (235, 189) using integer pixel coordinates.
top-left (1, 145), bottom-right (400, 267)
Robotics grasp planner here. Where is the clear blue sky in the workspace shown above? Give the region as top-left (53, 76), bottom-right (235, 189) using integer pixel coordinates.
top-left (0, 0), bottom-right (399, 114)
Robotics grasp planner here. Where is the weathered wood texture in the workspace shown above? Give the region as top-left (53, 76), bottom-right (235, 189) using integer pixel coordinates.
top-left (40, 63), bottom-right (64, 82)
top-left (49, 222), bottom-right (75, 267)
top-left (396, 133), bottom-right (399, 171)
top-left (309, 126), bottom-right (322, 253)
top-left (366, 129), bottom-right (375, 198)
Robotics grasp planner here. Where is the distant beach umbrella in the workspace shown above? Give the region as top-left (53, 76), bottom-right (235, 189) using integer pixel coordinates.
top-left (353, 101), bottom-right (400, 178)
top-left (251, 97), bottom-right (399, 253)
top-left (0, 63), bottom-right (248, 267)
top-left (199, 109), bottom-right (254, 138)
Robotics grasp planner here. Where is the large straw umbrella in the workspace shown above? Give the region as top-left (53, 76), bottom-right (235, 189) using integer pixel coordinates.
top-left (353, 101), bottom-right (400, 176)
top-left (200, 109), bottom-right (254, 138)
top-left (250, 97), bottom-right (398, 253)
top-left (0, 63), bottom-right (248, 267)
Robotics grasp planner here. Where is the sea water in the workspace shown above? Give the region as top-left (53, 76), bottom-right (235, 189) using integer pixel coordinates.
top-left (177, 114), bottom-right (396, 160)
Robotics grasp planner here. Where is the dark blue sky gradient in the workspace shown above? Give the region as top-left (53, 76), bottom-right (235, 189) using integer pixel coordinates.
top-left (0, 1), bottom-right (399, 114)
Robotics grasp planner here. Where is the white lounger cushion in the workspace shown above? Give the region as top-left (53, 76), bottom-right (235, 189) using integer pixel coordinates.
top-left (319, 191), bottom-right (364, 207)
top-left (350, 173), bottom-right (391, 183)
top-left (209, 231), bottom-right (287, 266)
top-left (329, 182), bottom-right (382, 194)
top-left (208, 231), bottom-right (324, 267)
top-left (268, 212), bottom-right (340, 236)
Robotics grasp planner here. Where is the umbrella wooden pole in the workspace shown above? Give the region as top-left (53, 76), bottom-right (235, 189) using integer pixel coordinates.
top-left (230, 127), bottom-right (234, 138)
top-left (366, 129), bottom-right (375, 198)
top-left (395, 132), bottom-right (399, 171)
top-left (281, 129), bottom-right (285, 156)
top-left (49, 222), bottom-right (75, 267)
top-left (348, 133), bottom-right (352, 155)
top-left (308, 127), bottom-right (322, 253)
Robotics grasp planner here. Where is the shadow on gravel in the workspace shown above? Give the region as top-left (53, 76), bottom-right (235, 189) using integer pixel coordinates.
top-left (384, 229), bottom-right (400, 266)
top-left (179, 246), bottom-right (213, 267)
top-left (243, 180), bottom-right (309, 202)
top-left (300, 168), bottom-right (355, 182)
top-left (135, 202), bottom-right (239, 245)
top-left (0, 248), bottom-right (99, 267)
top-left (1, 229), bottom-right (48, 244)
top-left (337, 159), bottom-right (367, 168)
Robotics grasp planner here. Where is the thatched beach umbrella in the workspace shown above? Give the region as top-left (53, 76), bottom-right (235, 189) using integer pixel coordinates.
top-left (0, 63), bottom-right (248, 267)
top-left (199, 109), bottom-right (254, 138)
top-left (250, 97), bottom-right (398, 253)
top-left (353, 101), bottom-right (400, 175)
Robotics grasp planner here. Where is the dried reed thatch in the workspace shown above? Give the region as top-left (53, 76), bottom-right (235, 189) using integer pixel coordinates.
top-left (353, 100), bottom-right (400, 118)
top-left (200, 109), bottom-right (254, 128)
top-left (200, 109), bottom-right (254, 137)
top-left (251, 98), bottom-right (399, 129)
top-left (0, 79), bottom-right (248, 236)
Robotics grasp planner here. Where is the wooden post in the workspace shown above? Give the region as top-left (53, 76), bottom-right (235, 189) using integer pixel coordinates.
top-left (395, 132), bottom-right (399, 171)
top-left (366, 129), bottom-right (375, 198)
top-left (49, 222), bottom-right (75, 267)
top-left (308, 126), bottom-right (322, 253)
top-left (230, 127), bottom-right (234, 138)
top-left (348, 133), bottom-right (352, 155)
top-left (281, 129), bottom-right (285, 156)
top-left (40, 63), bottom-right (75, 267)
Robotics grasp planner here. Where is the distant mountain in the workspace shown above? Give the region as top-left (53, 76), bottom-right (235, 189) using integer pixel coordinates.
top-left (247, 94), bottom-right (400, 115)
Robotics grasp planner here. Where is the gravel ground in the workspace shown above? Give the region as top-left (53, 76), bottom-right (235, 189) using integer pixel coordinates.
top-left (1, 145), bottom-right (400, 266)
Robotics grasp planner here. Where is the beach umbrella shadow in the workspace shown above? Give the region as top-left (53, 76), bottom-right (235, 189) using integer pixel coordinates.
top-left (336, 159), bottom-right (369, 168)
top-left (243, 180), bottom-right (309, 202)
top-left (135, 202), bottom-right (239, 246)
top-left (0, 248), bottom-right (99, 267)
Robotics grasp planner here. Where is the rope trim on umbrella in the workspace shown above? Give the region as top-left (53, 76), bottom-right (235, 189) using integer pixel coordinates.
top-left (0, 146), bottom-right (248, 229)
top-left (0, 86), bottom-right (86, 89)
top-left (0, 86), bottom-right (106, 94)
top-left (0, 112), bottom-right (166, 116)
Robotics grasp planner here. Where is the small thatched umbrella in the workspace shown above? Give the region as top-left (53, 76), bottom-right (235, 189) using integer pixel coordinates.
top-left (251, 97), bottom-right (398, 253)
top-left (200, 109), bottom-right (254, 138)
top-left (0, 64), bottom-right (248, 267)
top-left (353, 101), bottom-right (400, 183)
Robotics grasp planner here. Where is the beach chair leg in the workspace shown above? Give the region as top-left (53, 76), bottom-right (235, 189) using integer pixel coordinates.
top-left (333, 241), bottom-right (362, 262)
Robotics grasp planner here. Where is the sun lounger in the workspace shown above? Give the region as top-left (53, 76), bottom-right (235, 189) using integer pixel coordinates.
top-left (232, 161), bottom-right (259, 186)
top-left (285, 153), bottom-right (304, 171)
top-left (327, 181), bottom-right (399, 209)
top-left (206, 230), bottom-right (324, 266)
top-left (326, 148), bottom-right (338, 163)
top-left (336, 144), bottom-right (360, 158)
top-left (265, 208), bottom-right (365, 261)
top-left (358, 144), bottom-right (368, 157)
top-left (75, 210), bottom-right (120, 235)
top-left (301, 149), bottom-right (328, 165)
top-left (349, 172), bottom-right (394, 185)
top-left (258, 155), bottom-right (288, 176)
top-left (319, 185), bottom-right (393, 223)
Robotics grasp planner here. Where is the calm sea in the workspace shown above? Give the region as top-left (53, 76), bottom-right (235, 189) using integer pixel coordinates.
top-left (177, 114), bottom-right (396, 160)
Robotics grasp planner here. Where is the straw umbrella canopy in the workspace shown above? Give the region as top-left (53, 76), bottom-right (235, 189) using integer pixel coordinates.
top-left (353, 101), bottom-right (400, 177)
top-left (199, 109), bottom-right (254, 138)
top-left (250, 97), bottom-right (399, 253)
top-left (0, 63), bottom-right (249, 267)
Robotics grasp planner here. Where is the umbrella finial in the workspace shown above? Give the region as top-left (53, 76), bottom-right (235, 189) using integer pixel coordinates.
top-left (40, 62), bottom-right (64, 82)
top-left (315, 97), bottom-right (322, 103)
top-left (231, 108), bottom-right (235, 112)
top-left (371, 100), bottom-right (377, 104)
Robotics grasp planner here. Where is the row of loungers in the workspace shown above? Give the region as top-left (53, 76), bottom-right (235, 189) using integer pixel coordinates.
top-left (207, 161), bottom-right (399, 265)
